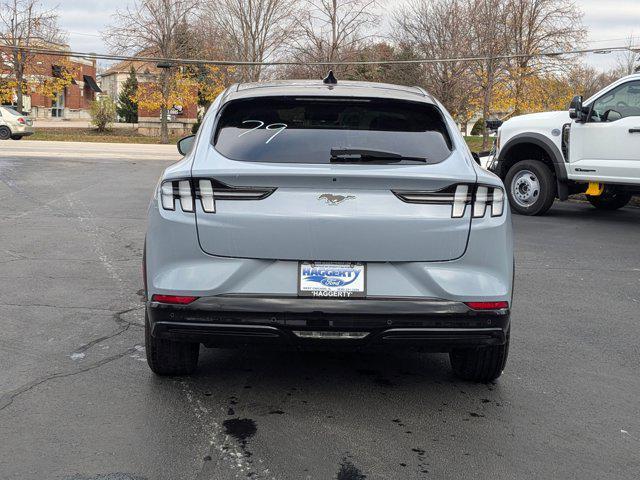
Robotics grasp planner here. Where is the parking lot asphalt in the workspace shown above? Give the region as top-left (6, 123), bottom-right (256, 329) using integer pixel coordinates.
top-left (1, 141), bottom-right (639, 480)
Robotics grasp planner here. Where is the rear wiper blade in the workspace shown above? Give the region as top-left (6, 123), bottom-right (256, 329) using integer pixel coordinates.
top-left (330, 148), bottom-right (427, 163)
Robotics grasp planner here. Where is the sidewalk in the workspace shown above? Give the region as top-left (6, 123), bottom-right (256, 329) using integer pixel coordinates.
top-left (2, 139), bottom-right (180, 161)
top-left (33, 119), bottom-right (140, 130)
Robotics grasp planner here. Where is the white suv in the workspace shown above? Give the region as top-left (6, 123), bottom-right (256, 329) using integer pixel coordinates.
top-left (489, 74), bottom-right (640, 215)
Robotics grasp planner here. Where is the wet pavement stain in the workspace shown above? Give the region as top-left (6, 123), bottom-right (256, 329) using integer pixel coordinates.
top-left (268, 409), bottom-right (285, 415)
top-left (223, 418), bottom-right (257, 451)
top-left (469, 412), bottom-right (486, 418)
top-left (392, 418), bottom-right (405, 427)
top-left (336, 458), bottom-right (367, 480)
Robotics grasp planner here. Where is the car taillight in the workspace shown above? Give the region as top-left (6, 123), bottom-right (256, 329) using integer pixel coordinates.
top-left (465, 301), bottom-right (509, 310)
top-left (160, 178), bottom-right (276, 213)
top-left (393, 184), bottom-right (505, 218)
top-left (151, 294), bottom-right (198, 304)
top-left (17, 117), bottom-right (25, 125)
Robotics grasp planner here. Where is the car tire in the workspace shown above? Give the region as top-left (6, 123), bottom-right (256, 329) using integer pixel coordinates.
top-left (0, 126), bottom-right (11, 140)
top-left (586, 188), bottom-right (631, 210)
top-left (449, 331), bottom-right (509, 383)
top-left (145, 310), bottom-right (199, 376)
top-left (10, 135), bottom-right (23, 140)
top-left (505, 160), bottom-right (556, 216)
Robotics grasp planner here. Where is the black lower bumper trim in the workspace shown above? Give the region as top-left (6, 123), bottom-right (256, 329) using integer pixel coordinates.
top-left (147, 296), bottom-right (509, 350)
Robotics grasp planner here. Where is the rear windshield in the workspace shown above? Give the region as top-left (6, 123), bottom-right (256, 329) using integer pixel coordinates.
top-left (2, 106), bottom-right (22, 116)
top-left (212, 96), bottom-right (453, 164)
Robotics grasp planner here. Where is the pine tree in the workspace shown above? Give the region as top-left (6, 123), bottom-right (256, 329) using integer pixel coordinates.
top-left (117, 66), bottom-right (139, 123)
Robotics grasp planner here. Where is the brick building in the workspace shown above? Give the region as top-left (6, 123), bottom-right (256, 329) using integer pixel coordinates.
top-left (29, 54), bottom-right (101, 119)
top-left (1, 41), bottom-right (101, 119)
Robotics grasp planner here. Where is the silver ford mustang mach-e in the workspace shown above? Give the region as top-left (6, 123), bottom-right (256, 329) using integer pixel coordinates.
top-left (144, 76), bottom-right (514, 382)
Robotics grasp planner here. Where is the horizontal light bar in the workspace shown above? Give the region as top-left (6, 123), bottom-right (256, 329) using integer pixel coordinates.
top-left (160, 178), bottom-right (276, 213)
top-left (393, 184), bottom-right (505, 219)
top-left (293, 331), bottom-right (369, 340)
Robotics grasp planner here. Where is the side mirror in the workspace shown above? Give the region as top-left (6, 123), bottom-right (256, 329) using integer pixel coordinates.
top-left (485, 119), bottom-right (503, 131)
top-left (569, 95), bottom-right (585, 121)
top-left (177, 135), bottom-right (195, 156)
top-left (471, 152), bottom-right (482, 166)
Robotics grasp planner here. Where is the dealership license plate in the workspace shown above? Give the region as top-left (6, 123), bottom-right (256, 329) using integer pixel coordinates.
top-left (298, 262), bottom-right (366, 298)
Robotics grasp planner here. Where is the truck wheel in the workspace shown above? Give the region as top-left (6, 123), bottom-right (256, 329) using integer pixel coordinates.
top-left (145, 311), bottom-right (199, 376)
top-left (0, 126), bottom-right (11, 140)
top-left (587, 188), bottom-right (631, 210)
top-left (449, 332), bottom-right (509, 383)
top-left (505, 160), bottom-right (556, 216)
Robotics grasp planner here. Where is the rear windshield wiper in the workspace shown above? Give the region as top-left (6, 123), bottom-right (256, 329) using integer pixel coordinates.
top-left (330, 148), bottom-right (427, 163)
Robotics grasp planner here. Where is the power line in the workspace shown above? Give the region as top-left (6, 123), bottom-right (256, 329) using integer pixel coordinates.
top-left (67, 31), bottom-right (102, 38)
top-left (0, 43), bottom-right (638, 68)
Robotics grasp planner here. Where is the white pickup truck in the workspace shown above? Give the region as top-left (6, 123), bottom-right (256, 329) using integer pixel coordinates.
top-left (488, 74), bottom-right (640, 215)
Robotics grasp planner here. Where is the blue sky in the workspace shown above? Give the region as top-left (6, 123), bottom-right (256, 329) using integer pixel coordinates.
top-left (44, 0), bottom-right (640, 71)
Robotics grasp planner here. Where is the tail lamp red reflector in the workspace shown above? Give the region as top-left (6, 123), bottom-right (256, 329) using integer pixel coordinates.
top-left (18, 117), bottom-right (26, 125)
top-left (465, 301), bottom-right (509, 310)
top-left (151, 294), bottom-right (198, 305)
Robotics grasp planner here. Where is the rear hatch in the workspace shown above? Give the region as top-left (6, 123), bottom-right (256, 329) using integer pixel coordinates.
top-left (192, 95), bottom-right (476, 262)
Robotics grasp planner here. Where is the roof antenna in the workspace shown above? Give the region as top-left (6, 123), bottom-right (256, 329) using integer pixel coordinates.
top-left (323, 70), bottom-right (337, 85)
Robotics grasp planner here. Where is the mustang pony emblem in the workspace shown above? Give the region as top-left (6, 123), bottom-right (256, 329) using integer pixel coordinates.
top-left (318, 194), bottom-right (355, 205)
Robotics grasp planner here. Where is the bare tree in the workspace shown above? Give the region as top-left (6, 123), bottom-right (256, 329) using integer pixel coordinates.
top-left (565, 63), bottom-right (619, 99)
top-left (614, 35), bottom-right (640, 76)
top-left (104, 0), bottom-right (199, 143)
top-left (343, 41), bottom-right (424, 87)
top-left (200, 0), bottom-right (301, 82)
top-left (289, 0), bottom-right (378, 78)
top-left (392, 0), bottom-right (474, 129)
top-left (468, 0), bottom-right (509, 149)
top-left (0, 0), bottom-right (65, 112)
top-left (504, 0), bottom-right (584, 115)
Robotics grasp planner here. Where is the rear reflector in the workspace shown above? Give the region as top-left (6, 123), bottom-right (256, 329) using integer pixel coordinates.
top-left (465, 301), bottom-right (509, 310)
top-left (152, 295), bottom-right (198, 305)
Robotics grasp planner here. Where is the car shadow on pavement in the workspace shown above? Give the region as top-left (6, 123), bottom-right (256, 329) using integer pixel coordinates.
top-left (191, 346), bottom-right (502, 405)
top-left (178, 347), bottom-right (508, 478)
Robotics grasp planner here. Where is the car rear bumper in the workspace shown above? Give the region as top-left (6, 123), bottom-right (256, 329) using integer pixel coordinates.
top-left (12, 125), bottom-right (34, 135)
top-left (147, 295), bottom-right (510, 350)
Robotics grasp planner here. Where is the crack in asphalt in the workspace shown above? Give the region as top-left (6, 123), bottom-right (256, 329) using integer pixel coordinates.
top-left (0, 345), bottom-right (139, 413)
top-left (74, 307), bottom-right (145, 355)
top-left (0, 306), bottom-right (144, 413)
